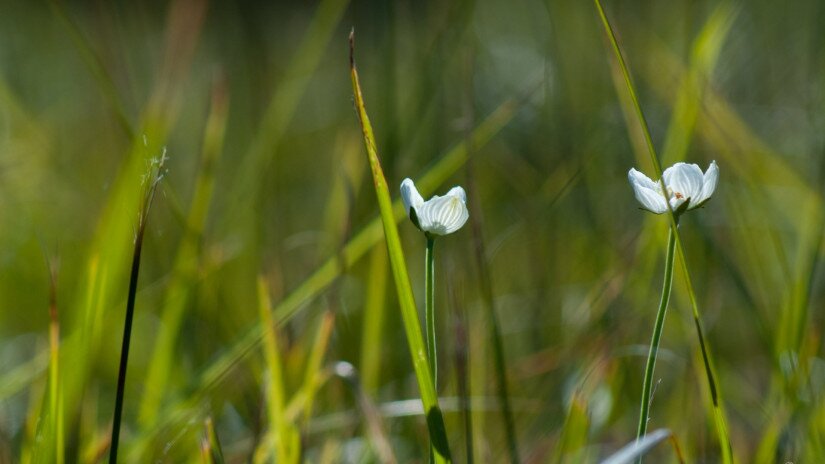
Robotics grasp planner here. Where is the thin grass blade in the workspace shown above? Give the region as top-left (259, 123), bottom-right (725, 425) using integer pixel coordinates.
top-left (349, 29), bottom-right (452, 463)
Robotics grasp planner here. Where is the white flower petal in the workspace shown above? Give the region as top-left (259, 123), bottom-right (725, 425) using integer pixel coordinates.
top-left (445, 186), bottom-right (467, 203)
top-left (417, 194), bottom-right (469, 235)
top-left (693, 160), bottom-right (718, 206)
top-left (628, 168), bottom-right (660, 192)
top-left (669, 195), bottom-right (688, 210)
top-left (400, 178), bottom-right (424, 217)
top-left (628, 169), bottom-right (667, 214)
top-left (663, 163), bottom-right (704, 201)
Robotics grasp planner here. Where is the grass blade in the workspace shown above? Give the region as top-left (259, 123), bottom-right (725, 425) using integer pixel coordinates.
top-left (601, 429), bottom-right (684, 464)
top-left (47, 260), bottom-right (64, 464)
top-left (360, 246), bottom-right (390, 394)
top-left (301, 310), bottom-right (336, 426)
top-left (349, 29), bottom-right (452, 463)
top-left (333, 362), bottom-right (398, 464)
top-left (257, 276), bottom-right (298, 464)
top-left (203, 417), bottom-right (225, 464)
top-left (138, 73), bottom-right (229, 429)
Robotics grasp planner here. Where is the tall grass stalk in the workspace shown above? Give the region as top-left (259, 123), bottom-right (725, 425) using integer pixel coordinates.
top-left (594, 1), bottom-right (733, 461)
top-left (257, 276), bottom-right (297, 464)
top-left (350, 30), bottom-right (452, 463)
top-left (360, 247), bottom-right (389, 394)
top-left (47, 261), bottom-right (64, 464)
top-left (109, 153), bottom-right (167, 463)
top-left (465, 166), bottom-right (520, 463)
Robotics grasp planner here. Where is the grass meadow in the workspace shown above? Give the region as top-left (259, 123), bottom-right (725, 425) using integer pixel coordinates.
top-left (1, 0), bottom-right (825, 462)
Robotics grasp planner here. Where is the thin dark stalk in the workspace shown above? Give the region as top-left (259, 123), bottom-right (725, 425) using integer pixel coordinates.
top-left (451, 292), bottom-right (473, 464)
top-left (333, 362), bottom-right (398, 464)
top-left (637, 228), bottom-right (676, 449)
top-left (426, 236), bottom-right (437, 388)
top-left (109, 155), bottom-right (166, 463)
top-left (465, 144), bottom-right (520, 464)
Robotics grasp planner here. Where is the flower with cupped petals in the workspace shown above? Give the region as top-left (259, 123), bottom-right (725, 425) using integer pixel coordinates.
top-left (628, 161), bottom-right (718, 215)
top-left (400, 178), bottom-right (469, 236)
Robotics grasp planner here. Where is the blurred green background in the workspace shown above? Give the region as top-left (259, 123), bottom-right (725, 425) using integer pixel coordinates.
top-left (1, 0), bottom-right (825, 462)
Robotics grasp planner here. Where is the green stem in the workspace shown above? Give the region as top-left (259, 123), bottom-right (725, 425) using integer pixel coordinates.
top-left (426, 236), bottom-right (437, 464)
top-left (426, 236), bottom-right (437, 389)
top-left (637, 227), bottom-right (677, 444)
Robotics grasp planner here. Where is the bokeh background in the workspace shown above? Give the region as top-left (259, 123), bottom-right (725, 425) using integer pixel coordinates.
top-left (1, 0), bottom-right (824, 462)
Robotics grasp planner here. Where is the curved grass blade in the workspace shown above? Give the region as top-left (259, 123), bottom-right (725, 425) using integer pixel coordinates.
top-left (350, 29), bottom-right (452, 463)
top-left (333, 362), bottom-right (398, 464)
top-left (601, 429), bottom-right (684, 464)
top-left (257, 276), bottom-right (298, 464)
top-left (49, 0), bottom-right (135, 139)
top-left (593, 1), bottom-right (733, 461)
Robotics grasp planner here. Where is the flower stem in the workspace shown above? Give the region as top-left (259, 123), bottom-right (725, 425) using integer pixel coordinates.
top-left (637, 227), bottom-right (676, 445)
top-left (425, 236), bottom-right (437, 389)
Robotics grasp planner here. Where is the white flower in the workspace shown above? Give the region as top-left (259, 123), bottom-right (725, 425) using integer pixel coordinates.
top-left (628, 161), bottom-right (718, 215)
top-left (400, 178), bottom-right (469, 236)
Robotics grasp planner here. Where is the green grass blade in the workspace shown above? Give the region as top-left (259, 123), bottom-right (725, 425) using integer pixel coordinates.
top-left (49, 0), bottom-right (135, 139)
top-left (47, 264), bottom-right (64, 464)
top-left (203, 417), bottom-right (225, 464)
top-left (257, 276), bottom-right (296, 464)
top-left (465, 162), bottom-right (521, 463)
top-left (349, 30), bottom-right (452, 463)
top-left (659, 2), bottom-right (737, 166)
top-left (360, 246), bottom-right (390, 394)
top-left (554, 391), bottom-right (591, 462)
top-left (301, 311), bottom-right (336, 426)
top-left (138, 75), bottom-right (228, 429)
top-left (593, 1), bottom-right (733, 461)
top-left (225, 0), bottom-right (350, 234)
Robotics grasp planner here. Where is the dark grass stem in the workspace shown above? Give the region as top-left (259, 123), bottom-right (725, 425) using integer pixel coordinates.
top-left (426, 236), bottom-right (437, 388)
top-left (465, 145), bottom-right (520, 464)
top-left (109, 155), bottom-right (167, 463)
top-left (47, 258), bottom-right (64, 464)
top-left (637, 228), bottom-right (676, 444)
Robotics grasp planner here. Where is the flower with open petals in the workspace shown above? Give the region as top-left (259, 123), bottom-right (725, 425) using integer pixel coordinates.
top-left (400, 178), bottom-right (469, 236)
top-left (628, 161), bottom-right (718, 215)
